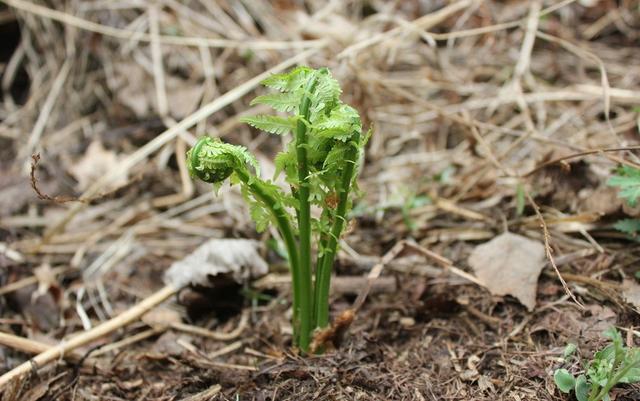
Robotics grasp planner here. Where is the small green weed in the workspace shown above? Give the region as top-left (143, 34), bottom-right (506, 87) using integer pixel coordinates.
top-left (608, 165), bottom-right (640, 236)
top-left (554, 327), bottom-right (640, 401)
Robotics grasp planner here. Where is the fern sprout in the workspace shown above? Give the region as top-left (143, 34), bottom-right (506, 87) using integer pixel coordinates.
top-left (187, 67), bottom-right (368, 353)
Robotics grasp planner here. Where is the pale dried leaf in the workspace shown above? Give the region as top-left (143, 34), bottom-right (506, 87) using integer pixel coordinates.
top-left (68, 140), bottom-right (128, 191)
top-left (623, 279), bottom-right (640, 309)
top-left (114, 62), bottom-right (204, 119)
top-left (468, 232), bottom-right (546, 311)
top-left (164, 239), bottom-right (268, 289)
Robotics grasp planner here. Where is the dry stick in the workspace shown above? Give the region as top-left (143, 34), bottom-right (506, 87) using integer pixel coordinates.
top-left (534, 30), bottom-right (639, 164)
top-left (2, 0), bottom-right (326, 50)
top-left (42, 47), bottom-right (323, 242)
top-left (523, 146), bottom-right (640, 177)
top-left (337, 0), bottom-right (577, 58)
top-left (179, 384), bottom-right (221, 401)
top-left (337, 0), bottom-right (474, 59)
top-left (524, 191), bottom-right (584, 309)
top-left (0, 332), bottom-right (81, 362)
top-left (22, 60), bottom-right (70, 163)
top-left (0, 266), bottom-right (73, 296)
top-left (169, 311), bottom-right (249, 341)
top-left (382, 83), bottom-right (640, 173)
top-left (148, 6), bottom-right (195, 208)
top-left (0, 285), bottom-right (177, 389)
top-left (29, 154), bottom-right (80, 203)
top-left (89, 327), bottom-right (164, 357)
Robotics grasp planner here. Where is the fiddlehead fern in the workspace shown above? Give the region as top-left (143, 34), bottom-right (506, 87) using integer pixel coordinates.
top-left (188, 67), bottom-right (368, 353)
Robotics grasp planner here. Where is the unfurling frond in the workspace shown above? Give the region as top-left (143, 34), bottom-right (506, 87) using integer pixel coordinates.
top-left (186, 136), bottom-right (259, 184)
top-left (240, 115), bottom-right (297, 135)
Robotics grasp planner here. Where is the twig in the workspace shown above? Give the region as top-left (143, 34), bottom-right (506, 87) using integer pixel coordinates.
top-left (29, 154), bottom-right (81, 203)
top-left (0, 285), bottom-right (178, 389)
top-left (179, 384), bottom-right (222, 401)
top-left (524, 191), bottom-right (584, 309)
top-left (0, 332), bottom-right (82, 362)
top-left (0, 265), bottom-right (73, 296)
top-left (523, 146), bottom-right (640, 177)
top-left (22, 60), bottom-right (71, 163)
top-left (3, 0), bottom-right (327, 50)
top-left (169, 310), bottom-right (249, 341)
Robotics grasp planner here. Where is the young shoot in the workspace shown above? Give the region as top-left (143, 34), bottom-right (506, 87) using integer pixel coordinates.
top-left (553, 327), bottom-right (640, 401)
top-left (186, 66), bottom-right (368, 352)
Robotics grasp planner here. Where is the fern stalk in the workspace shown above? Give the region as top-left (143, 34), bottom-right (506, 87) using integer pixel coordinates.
top-left (292, 75), bottom-right (318, 351)
top-left (233, 168), bottom-right (301, 325)
top-left (314, 133), bottom-right (360, 328)
top-left (189, 67), bottom-right (367, 354)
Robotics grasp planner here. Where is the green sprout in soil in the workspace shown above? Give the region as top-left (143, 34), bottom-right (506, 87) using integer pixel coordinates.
top-left (186, 66), bottom-right (368, 353)
top-left (554, 327), bottom-right (640, 401)
top-left (609, 165), bottom-right (640, 237)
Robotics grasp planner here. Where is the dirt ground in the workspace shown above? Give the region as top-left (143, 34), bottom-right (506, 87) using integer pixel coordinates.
top-left (1, 0), bottom-right (640, 400)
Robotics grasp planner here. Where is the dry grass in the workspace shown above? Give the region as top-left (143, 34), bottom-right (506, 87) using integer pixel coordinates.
top-left (1, 0), bottom-right (640, 400)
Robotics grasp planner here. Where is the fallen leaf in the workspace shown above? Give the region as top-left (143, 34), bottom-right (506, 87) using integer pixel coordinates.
top-left (114, 62), bottom-right (204, 119)
top-left (532, 305), bottom-right (616, 341)
top-left (68, 140), bottom-right (128, 191)
top-left (164, 239), bottom-right (268, 289)
top-left (578, 185), bottom-right (622, 216)
top-left (623, 279), bottom-right (640, 309)
top-left (468, 232), bottom-right (546, 311)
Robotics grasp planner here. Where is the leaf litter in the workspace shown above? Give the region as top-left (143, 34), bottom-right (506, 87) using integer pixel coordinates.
top-left (1, 0), bottom-right (640, 400)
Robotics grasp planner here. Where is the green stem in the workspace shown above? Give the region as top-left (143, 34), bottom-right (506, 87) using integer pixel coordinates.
top-left (314, 134), bottom-right (360, 330)
top-left (312, 208), bottom-right (330, 324)
top-left (234, 169), bottom-right (302, 342)
top-left (293, 75), bottom-right (318, 352)
top-left (591, 359), bottom-right (640, 401)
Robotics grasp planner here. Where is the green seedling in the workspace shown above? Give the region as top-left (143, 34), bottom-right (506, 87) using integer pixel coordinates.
top-left (609, 165), bottom-right (640, 237)
top-left (553, 327), bottom-right (640, 401)
top-left (186, 67), bottom-right (368, 352)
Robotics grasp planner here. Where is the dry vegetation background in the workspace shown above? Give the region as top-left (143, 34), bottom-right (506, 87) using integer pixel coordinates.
top-left (1, 0), bottom-right (640, 400)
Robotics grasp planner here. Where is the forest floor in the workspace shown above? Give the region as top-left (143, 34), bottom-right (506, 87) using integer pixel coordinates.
top-left (1, 0), bottom-right (640, 400)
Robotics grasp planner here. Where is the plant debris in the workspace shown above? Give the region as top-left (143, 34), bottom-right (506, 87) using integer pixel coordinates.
top-left (1, 0), bottom-right (640, 399)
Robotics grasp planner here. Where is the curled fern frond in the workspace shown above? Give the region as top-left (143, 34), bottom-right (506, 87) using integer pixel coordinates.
top-left (186, 136), bottom-right (259, 184)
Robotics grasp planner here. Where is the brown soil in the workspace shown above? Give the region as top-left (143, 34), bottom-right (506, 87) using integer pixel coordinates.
top-left (2, 1), bottom-right (640, 400)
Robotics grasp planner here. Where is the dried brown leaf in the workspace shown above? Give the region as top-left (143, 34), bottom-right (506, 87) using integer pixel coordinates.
top-left (468, 232), bottom-right (546, 311)
top-left (164, 239), bottom-right (268, 289)
top-left (68, 140), bottom-right (128, 192)
top-left (623, 279), bottom-right (640, 309)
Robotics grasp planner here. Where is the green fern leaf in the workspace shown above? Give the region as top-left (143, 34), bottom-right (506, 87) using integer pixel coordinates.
top-left (274, 149), bottom-right (297, 181)
top-left (240, 115), bottom-right (297, 135)
top-left (310, 69), bottom-right (342, 116)
top-left (250, 92), bottom-right (302, 113)
top-left (314, 105), bottom-right (361, 140)
top-left (609, 166), bottom-right (640, 206)
top-left (614, 219), bottom-right (640, 236)
top-left (261, 66), bottom-right (312, 92)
